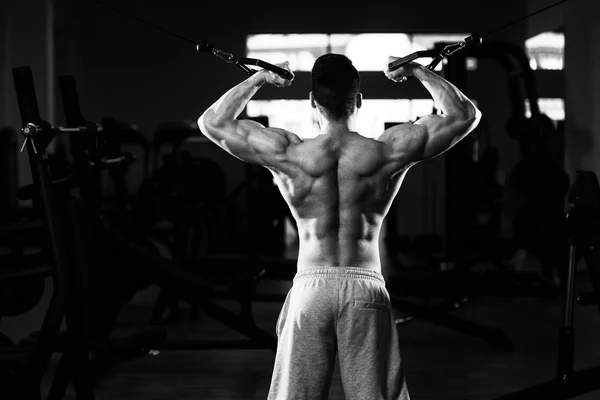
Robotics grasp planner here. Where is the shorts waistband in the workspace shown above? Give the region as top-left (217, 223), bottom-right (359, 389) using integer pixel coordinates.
top-left (294, 267), bottom-right (385, 284)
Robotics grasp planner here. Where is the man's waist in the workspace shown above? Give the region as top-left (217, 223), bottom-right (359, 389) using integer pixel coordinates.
top-left (296, 253), bottom-right (382, 271)
top-left (294, 266), bottom-right (385, 283)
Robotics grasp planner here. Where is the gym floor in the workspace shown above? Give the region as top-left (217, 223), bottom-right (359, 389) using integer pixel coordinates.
top-left (35, 244), bottom-right (600, 400)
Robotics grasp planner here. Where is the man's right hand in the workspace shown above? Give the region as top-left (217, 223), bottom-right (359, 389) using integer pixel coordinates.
top-left (264, 61), bottom-right (295, 88)
top-left (383, 59), bottom-right (423, 83)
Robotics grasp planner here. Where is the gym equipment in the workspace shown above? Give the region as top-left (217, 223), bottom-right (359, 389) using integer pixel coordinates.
top-left (56, 75), bottom-right (167, 342)
top-left (0, 118), bottom-right (71, 319)
top-left (195, 40), bottom-right (293, 79)
top-left (142, 116), bottom-right (292, 326)
top-left (135, 150), bottom-right (228, 234)
top-left (389, 5), bottom-right (567, 274)
top-left (0, 104), bottom-right (70, 323)
top-left (385, 37), bottom-right (568, 350)
top-left (151, 120), bottom-right (199, 174)
top-left (0, 205), bottom-right (53, 321)
top-left (138, 149), bottom-right (231, 324)
top-left (98, 116), bottom-right (150, 216)
top-left (389, 0), bottom-right (570, 75)
top-left (49, 72), bottom-right (285, 355)
top-left (482, 43), bottom-right (566, 276)
top-left (388, 33), bottom-right (482, 74)
top-left (492, 170), bottom-right (600, 400)
top-left (10, 68), bottom-right (167, 400)
top-left (43, 196), bottom-right (167, 400)
top-left (0, 65), bottom-right (75, 400)
top-left (0, 217), bottom-right (49, 318)
top-left (442, 40), bottom-right (566, 270)
top-left (141, 121), bottom-right (234, 325)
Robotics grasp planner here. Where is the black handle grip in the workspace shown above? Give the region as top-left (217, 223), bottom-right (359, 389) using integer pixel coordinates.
top-left (196, 42), bottom-right (293, 81)
top-left (388, 49), bottom-right (440, 72)
top-left (237, 57), bottom-right (294, 80)
top-left (267, 65), bottom-right (294, 81)
top-left (388, 33), bottom-right (482, 77)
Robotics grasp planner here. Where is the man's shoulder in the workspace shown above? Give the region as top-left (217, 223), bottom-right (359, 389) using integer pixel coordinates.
top-left (264, 127), bottom-right (304, 145)
top-left (375, 122), bottom-right (416, 143)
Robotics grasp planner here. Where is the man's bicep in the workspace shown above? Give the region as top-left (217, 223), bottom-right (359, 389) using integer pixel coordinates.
top-left (413, 113), bottom-right (474, 160)
top-left (198, 117), bottom-right (267, 164)
top-left (378, 123), bottom-right (428, 164)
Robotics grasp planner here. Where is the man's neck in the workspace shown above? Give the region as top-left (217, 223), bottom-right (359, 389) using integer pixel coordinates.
top-left (317, 116), bottom-right (356, 136)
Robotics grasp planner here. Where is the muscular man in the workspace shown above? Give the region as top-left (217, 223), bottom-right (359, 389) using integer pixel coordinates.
top-left (198, 54), bottom-right (481, 400)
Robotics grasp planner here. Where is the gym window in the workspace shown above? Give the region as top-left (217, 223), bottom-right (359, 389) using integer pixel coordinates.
top-left (525, 31), bottom-right (564, 70)
top-left (525, 98), bottom-right (565, 122)
top-left (247, 33), bottom-right (471, 72)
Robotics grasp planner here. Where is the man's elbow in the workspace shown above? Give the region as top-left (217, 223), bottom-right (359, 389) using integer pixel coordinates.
top-left (471, 106), bottom-right (483, 129)
top-left (463, 102), bottom-right (482, 131)
top-left (197, 113), bottom-right (209, 137)
top-left (197, 112), bottom-right (218, 140)
top-left (197, 112), bottom-right (231, 147)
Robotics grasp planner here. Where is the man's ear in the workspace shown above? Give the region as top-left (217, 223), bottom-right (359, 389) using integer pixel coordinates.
top-left (309, 91), bottom-right (316, 109)
top-left (356, 92), bottom-right (363, 109)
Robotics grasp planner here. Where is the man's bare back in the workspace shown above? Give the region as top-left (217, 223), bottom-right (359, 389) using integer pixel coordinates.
top-left (198, 56), bottom-right (480, 272)
top-left (268, 129), bottom-right (410, 272)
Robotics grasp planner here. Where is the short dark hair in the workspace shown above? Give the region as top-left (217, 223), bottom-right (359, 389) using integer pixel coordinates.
top-left (311, 54), bottom-right (360, 120)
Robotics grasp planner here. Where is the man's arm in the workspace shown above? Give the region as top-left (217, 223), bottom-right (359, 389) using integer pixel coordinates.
top-left (197, 62), bottom-right (301, 167)
top-left (381, 61), bottom-right (482, 162)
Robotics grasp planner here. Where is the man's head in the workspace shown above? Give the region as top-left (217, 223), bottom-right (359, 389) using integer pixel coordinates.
top-left (310, 54), bottom-right (361, 121)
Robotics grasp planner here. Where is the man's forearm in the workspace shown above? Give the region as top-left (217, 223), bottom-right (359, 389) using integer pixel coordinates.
top-left (200, 70), bottom-right (268, 128)
top-left (413, 66), bottom-right (477, 118)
